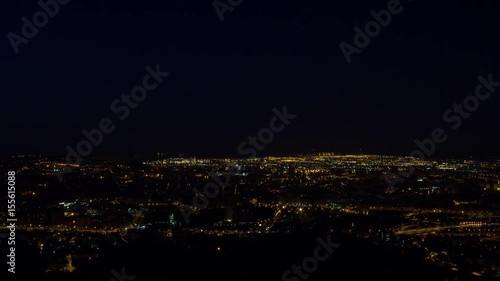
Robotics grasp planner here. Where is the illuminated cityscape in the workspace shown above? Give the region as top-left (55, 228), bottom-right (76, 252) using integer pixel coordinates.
top-left (3, 0), bottom-right (500, 280)
top-left (1, 153), bottom-right (499, 280)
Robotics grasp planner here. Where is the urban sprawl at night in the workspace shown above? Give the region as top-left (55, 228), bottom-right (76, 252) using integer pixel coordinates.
top-left (1, 153), bottom-right (499, 280)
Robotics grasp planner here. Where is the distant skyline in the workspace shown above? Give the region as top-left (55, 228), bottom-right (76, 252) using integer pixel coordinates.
top-left (4, 150), bottom-right (500, 163)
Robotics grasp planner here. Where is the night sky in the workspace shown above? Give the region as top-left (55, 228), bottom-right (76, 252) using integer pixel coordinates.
top-left (1, 0), bottom-right (499, 160)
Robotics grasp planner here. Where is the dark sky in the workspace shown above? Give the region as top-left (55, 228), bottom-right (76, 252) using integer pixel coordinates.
top-left (1, 0), bottom-right (499, 160)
